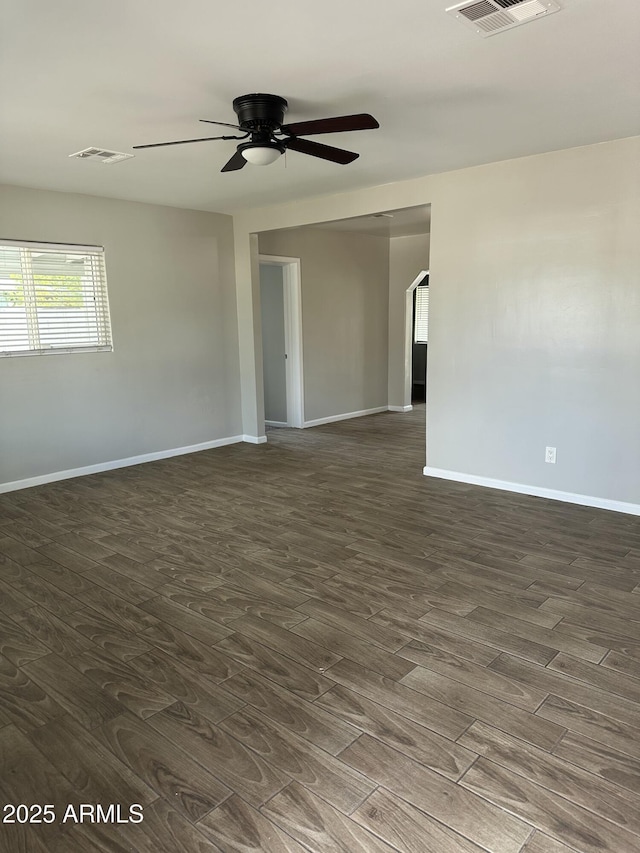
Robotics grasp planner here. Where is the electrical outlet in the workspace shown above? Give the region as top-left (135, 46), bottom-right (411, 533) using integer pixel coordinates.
top-left (545, 446), bottom-right (557, 464)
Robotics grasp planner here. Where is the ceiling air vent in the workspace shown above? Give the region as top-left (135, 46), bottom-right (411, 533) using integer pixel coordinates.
top-left (446, 0), bottom-right (560, 37)
top-left (69, 148), bottom-right (134, 164)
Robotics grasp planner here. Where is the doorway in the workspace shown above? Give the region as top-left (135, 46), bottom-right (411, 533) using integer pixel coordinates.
top-left (404, 269), bottom-right (429, 409)
top-left (259, 255), bottom-right (304, 428)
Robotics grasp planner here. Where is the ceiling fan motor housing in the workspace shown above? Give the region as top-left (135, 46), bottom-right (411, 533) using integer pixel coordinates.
top-left (232, 94), bottom-right (288, 132)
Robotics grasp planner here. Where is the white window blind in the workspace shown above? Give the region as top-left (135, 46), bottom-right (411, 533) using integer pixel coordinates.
top-left (414, 284), bottom-right (429, 344)
top-left (0, 240), bottom-right (112, 357)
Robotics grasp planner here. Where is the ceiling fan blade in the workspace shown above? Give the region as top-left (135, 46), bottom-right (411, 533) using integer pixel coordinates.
top-left (284, 136), bottom-right (359, 165)
top-left (221, 149), bottom-right (248, 172)
top-left (280, 113), bottom-right (379, 137)
top-left (200, 119), bottom-right (245, 131)
top-left (133, 134), bottom-right (245, 150)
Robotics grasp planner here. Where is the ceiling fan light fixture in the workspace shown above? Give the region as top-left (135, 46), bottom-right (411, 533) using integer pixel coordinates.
top-left (241, 144), bottom-right (283, 166)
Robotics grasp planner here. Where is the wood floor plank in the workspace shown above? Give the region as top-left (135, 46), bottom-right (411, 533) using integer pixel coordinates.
top-left (72, 562), bottom-right (156, 604)
top-left (0, 724), bottom-right (82, 850)
top-left (127, 648), bottom-right (244, 723)
top-left (54, 531), bottom-right (117, 562)
top-left (522, 832), bottom-right (579, 853)
top-left (228, 613), bottom-right (342, 672)
top-left (140, 623), bottom-right (242, 682)
top-left (76, 586), bottom-right (159, 634)
top-left (21, 653), bottom-right (123, 729)
top-left (96, 532), bottom-right (162, 563)
top-left (420, 609), bottom-right (557, 665)
top-left (400, 643), bottom-right (547, 711)
top-left (0, 575), bottom-right (35, 616)
top-left (223, 669), bottom-right (359, 755)
top-left (296, 599), bottom-right (407, 652)
top-left (261, 782), bottom-right (398, 853)
top-left (147, 559), bottom-right (228, 592)
top-left (0, 610), bottom-right (50, 665)
top-left (12, 605), bottom-right (95, 659)
top-left (0, 521), bottom-right (53, 549)
top-left (460, 756), bottom-right (640, 853)
top-left (490, 653), bottom-right (640, 728)
top-left (139, 595), bottom-right (233, 644)
top-left (551, 730), bottom-right (640, 795)
top-left (60, 607), bottom-right (153, 662)
top-left (217, 570), bottom-right (309, 609)
top-left (323, 571), bottom-right (433, 617)
top-left (250, 546), bottom-right (336, 581)
top-left (26, 714), bottom-right (157, 807)
top-left (198, 794), bottom-right (307, 852)
top-left (352, 786), bottom-right (489, 853)
top-left (1, 407), bottom-right (639, 853)
top-left (315, 683), bottom-right (476, 780)
top-left (280, 572), bottom-right (384, 619)
top-left (0, 566), bottom-right (81, 616)
top-left (334, 571), bottom-right (477, 617)
top-left (540, 598), bottom-right (640, 639)
top-left (215, 633), bottom-right (334, 701)
top-left (291, 616), bottom-right (414, 681)
top-left (95, 711), bottom-right (231, 821)
top-left (70, 796), bottom-right (222, 853)
top-left (98, 552), bottom-right (169, 588)
top-left (0, 534), bottom-right (45, 566)
top-left (154, 581), bottom-right (246, 624)
top-left (458, 721), bottom-right (640, 836)
top-left (466, 606), bottom-right (607, 663)
top-left (146, 701), bottom-right (289, 808)
top-left (537, 693), bottom-right (640, 761)
top-left (551, 621), bottom-right (640, 661)
top-left (402, 665), bottom-right (562, 750)
top-left (219, 706), bottom-right (375, 813)
top-left (70, 646), bottom-right (177, 719)
top-left (547, 651), bottom-right (640, 703)
top-left (180, 580), bottom-right (308, 629)
top-left (531, 582), bottom-right (640, 624)
top-left (436, 580), bottom-right (562, 628)
top-left (340, 735), bottom-right (532, 853)
top-left (373, 608), bottom-right (501, 665)
top-left (38, 541), bottom-right (103, 574)
top-left (0, 652), bottom-right (65, 730)
top-left (601, 650), bottom-right (640, 680)
top-left (324, 657), bottom-right (473, 740)
top-left (16, 555), bottom-right (98, 596)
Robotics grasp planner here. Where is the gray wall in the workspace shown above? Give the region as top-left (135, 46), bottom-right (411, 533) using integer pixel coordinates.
top-left (0, 184), bottom-right (242, 486)
top-left (427, 140), bottom-right (640, 504)
top-left (259, 229), bottom-right (389, 423)
top-left (259, 263), bottom-right (287, 424)
top-left (235, 136), bottom-right (640, 507)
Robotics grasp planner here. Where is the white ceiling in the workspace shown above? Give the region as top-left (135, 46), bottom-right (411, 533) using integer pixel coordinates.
top-left (1, 0), bottom-right (638, 214)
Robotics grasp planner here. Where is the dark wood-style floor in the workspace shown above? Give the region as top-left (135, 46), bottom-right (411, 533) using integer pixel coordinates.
top-left (1, 406), bottom-right (639, 853)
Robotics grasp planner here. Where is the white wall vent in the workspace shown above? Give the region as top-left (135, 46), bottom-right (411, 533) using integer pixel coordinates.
top-left (446, 0), bottom-right (560, 37)
top-left (69, 148), bottom-right (134, 164)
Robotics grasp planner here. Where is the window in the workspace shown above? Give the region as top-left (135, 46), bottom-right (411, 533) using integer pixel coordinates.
top-left (0, 240), bottom-right (112, 357)
top-left (414, 278), bottom-right (429, 344)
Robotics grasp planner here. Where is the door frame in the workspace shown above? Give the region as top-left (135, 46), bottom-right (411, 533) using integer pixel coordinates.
top-left (259, 255), bottom-right (304, 428)
top-left (404, 269), bottom-right (429, 410)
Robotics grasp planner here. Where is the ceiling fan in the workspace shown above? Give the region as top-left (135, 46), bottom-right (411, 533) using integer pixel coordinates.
top-left (133, 93), bottom-right (379, 172)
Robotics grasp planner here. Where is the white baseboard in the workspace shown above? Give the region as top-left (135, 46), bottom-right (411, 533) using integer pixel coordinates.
top-left (0, 435), bottom-right (246, 495)
top-left (388, 405), bottom-right (413, 413)
top-left (265, 420), bottom-right (288, 428)
top-left (304, 406), bottom-right (388, 428)
top-left (423, 466), bottom-right (640, 517)
top-left (242, 434), bottom-right (268, 444)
